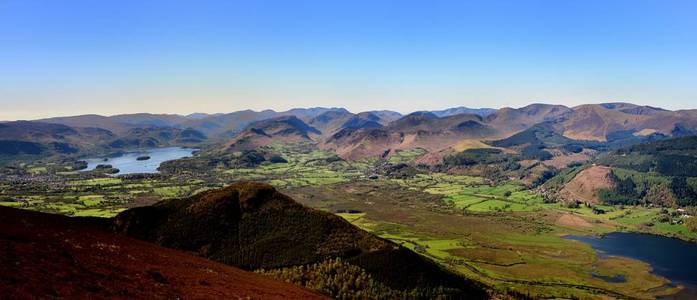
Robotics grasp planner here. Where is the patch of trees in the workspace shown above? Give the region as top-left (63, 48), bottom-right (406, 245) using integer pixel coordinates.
top-left (622, 136), bottom-right (697, 155)
top-left (596, 154), bottom-right (654, 173)
top-left (562, 144), bottom-right (584, 154)
top-left (598, 189), bottom-right (640, 205)
top-left (598, 171), bottom-right (642, 205)
top-left (670, 177), bottom-right (697, 206)
top-left (655, 155), bottom-right (697, 177)
top-left (491, 124), bottom-right (571, 148)
top-left (268, 155), bottom-right (288, 163)
top-left (532, 169), bottom-right (556, 187)
top-left (255, 258), bottom-right (464, 299)
top-left (50, 142), bottom-right (79, 154)
top-left (380, 163), bottom-right (417, 179)
top-left (491, 123), bottom-right (605, 151)
top-left (443, 148), bottom-right (514, 167)
top-left (0, 140), bottom-right (44, 155)
top-left (520, 144), bottom-right (553, 161)
top-left (237, 150), bottom-right (267, 167)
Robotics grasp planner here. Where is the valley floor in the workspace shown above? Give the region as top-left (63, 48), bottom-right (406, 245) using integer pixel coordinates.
top-left (1, 143), bottom-right (695, 299)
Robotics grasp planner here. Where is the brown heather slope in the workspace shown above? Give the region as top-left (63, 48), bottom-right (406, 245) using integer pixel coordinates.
top-left (484, 104), bottom-right (572, 135)
top-left (226, 116), bottom-right (321, 151)
top-left (308, 111), bottom-right (386, 139)
top-left (0, 206), bottom-right (326, 300)
top-left (322, 112), bottom-right (499, 160)
top-left (558, 165), bottom-right (616, 204)
top-left (112, 182), bottom-right (488, 298)
top-left (559, 104), bottom-right (651, 141)
top-left (557, 103), bottom-right (697, 141)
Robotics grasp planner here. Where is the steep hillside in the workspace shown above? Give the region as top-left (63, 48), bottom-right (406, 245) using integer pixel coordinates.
top-left (227, 116), bottom-right (321, 151)
top-left (107, 126), bottom-right (207, 149)
top-left (308, 111), bottom-right (385, 139)
top-left (597, 135), bottom-right (697, 177)
top-left (0, 121), bottom-right (114, 157)
top-left (323, 112), bottom-right (499, 160)
top-left (485, 104), bottom-right (572, 135)
top-left (542, 136), bottom-right (697, 207)
top-left (112, 182), bottom-right (487, 298)
top-left (557, 166), bottom-right (616, 204)
top-left (0, 206), bottom-right (326, 299)
top-left (556, 104), bottom-right (697, 142)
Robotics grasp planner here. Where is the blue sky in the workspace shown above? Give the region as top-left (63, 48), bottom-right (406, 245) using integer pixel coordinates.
top-left (1, 0), bottom-right (696, 120)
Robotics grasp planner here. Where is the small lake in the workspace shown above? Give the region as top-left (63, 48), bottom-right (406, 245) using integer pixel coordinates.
top-left (566, 232), bottom-right (697, 286)
top-left (82, 147), bottom-right (196, 175)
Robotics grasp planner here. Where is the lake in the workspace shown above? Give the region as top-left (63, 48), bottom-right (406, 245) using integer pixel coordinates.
top-left (566, 232), bottom-right (697, 287)
top-left (82, 147), bottom-right (196, 175)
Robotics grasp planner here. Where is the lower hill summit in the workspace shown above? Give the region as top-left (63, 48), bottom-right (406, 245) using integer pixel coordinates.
top-left (113, 182), bottom-right (488, 299)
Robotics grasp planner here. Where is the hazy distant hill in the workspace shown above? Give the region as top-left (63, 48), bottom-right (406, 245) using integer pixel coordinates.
top-left (34, 108), bottom-right (400, 140)
top-left (0, 121), bottom-right (114, 157)
top-left (40, 113), bottom-right (190, 134)
top-left (105, 126), bottom-right (207, 149)
top-left (429, 107), bottom-right (496, 117)
top-left (0, 121), bottom-right (206, 158)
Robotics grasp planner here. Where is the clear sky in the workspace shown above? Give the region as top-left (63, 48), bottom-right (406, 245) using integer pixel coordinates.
top-left (1, 0), bottom-right (696, 120)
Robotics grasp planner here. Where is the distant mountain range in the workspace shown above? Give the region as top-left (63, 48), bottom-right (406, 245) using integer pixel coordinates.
top-left (428, 107), bottom-right (497, 118)
top-left (2, 103), bottom-right (697, 162)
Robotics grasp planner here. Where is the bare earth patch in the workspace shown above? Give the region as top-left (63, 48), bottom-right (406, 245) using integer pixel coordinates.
top-left (556, 213), bottom-right (592, 228)
top-left (558, 165), bottom-right (615, 204)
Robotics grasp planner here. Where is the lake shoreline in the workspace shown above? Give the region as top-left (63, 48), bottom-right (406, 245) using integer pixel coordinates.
top-left (81, 147), bottom-right (197, 175)
top-left (565, 231), bottom-right (697, 299)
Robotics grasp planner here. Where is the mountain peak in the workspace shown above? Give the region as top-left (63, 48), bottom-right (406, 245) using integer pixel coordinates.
top-left (189, 182), bottom-right (295, 214)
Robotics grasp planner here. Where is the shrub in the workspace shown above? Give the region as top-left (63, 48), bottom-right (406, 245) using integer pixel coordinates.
top-left (268, 155), bottom-right (288, 163)
top-left (685, 217), bottom-right (697, 233)
top-left (520, 144), bottom-right (553, 161)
